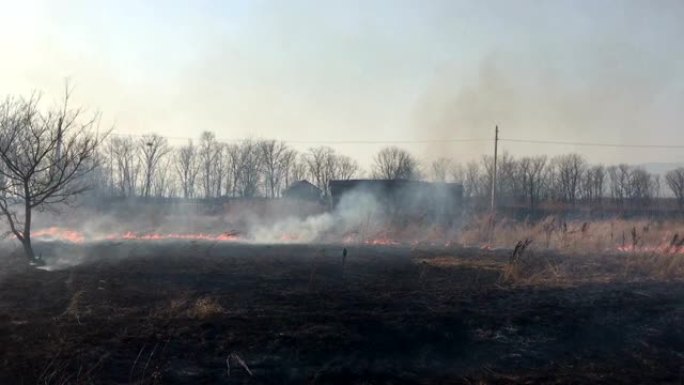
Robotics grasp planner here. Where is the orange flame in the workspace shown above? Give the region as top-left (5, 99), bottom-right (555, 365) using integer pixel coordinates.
top-left (32, 228), bottom-right (241, 244)
top-left (33, 227), bottom-right (86, 243)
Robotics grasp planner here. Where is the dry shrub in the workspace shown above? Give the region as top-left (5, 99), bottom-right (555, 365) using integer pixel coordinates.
top-left (500, 239), bottom-right (557, 284)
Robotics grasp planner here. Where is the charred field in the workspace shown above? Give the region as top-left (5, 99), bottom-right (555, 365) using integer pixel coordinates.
top-left (1, 241), bottom-right (683, 384)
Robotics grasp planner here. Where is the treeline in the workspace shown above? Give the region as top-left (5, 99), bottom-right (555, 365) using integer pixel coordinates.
top-left (95, 133), bottom-right (360, 199)
top-left (88, 132), bottom-right (684, 210)
top-left (435, 153), bottom-right (684, 210)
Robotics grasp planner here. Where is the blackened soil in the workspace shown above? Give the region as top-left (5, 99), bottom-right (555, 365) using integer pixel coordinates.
top-left (0, 242), bottom-right (683, 384)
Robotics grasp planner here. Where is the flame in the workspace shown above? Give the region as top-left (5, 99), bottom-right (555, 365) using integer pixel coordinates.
top-left (114, 231), bottom-right (241, 242)
top-left (31, 228), bottom-right (241, 244)
top-left (33, 227), bottom-right (86, 243)
top-left (30, 227), bottom-right (456, 247)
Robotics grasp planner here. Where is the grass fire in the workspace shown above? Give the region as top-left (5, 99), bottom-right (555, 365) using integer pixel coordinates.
top-left (3, 2), bottom-right (684, 384)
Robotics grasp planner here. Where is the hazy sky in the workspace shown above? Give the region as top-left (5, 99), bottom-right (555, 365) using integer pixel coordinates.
top-left (1, 0), bottom-right (683, 167)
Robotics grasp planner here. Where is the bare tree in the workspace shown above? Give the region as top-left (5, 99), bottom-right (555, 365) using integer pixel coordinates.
top-left (0, 92), bottom-right (105, 261)
top-left (430, 158), bottom-right (452, 182)
top-left (305, 147), bottom-right (336, 195)
top-left (303, 147), bottom-right (359, 195)
top-left (581, 165), bottom-right (605, 205)
top-left (139, 134), bottom-right (170, 198)
top-left (550, 154), bottom-right (586, 204)
top-left (463, 161), bottom-right (482, 198)
top-left (449, 162), bottom-right (465, 185)
top-left (331, 154), bottom-right (359, 181)
top-left (496, 152), bottom-right (520, 202)
top-left (666, 168), bottom-right (684, 210)
top-left (519, 156), bottom-right (547, 210)
top-left (281, 149), bottom-right (300, 189)
top-left (175, 140), bottom-right (199, 198)
top-left (213, 143), bottom-right (226, 197)
top-left (236, 139), bottom-right (262, 197)
top-left (198, 131), bottom-right (219, 198)
top-left (152, 156), bottom-right (174, 197)
top-left (607, 164), bottom-right (631, 206)
top-left (109, 136), bottom-right (139, 197)
top-left (259, 140), bottom-right (290, 198)
top-left (372, 146), bottom-right (419, 180)
top-left (284, 152), bottom-right (307, 188)
top-left (627, 167), bottom-right (658, 206)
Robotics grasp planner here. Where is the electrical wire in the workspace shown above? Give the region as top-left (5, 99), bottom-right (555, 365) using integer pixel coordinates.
top-left (500, 138), bottom-right (684, 149)
top-left (109, 132), bottom-right (684, 149)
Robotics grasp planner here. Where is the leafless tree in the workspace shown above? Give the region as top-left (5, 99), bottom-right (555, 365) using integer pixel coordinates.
top-left (138, 134), bottom-right (170, 198)
top-left (550, 154), bottom-right (586, 204)
top-left (303, 147), bottom-right (359, 196)
top-left (108, 136), bottom-right (139, 197)
top-left (449, 162), bottom-right (465, 185)
top-left (581, 165), bottom-right (605, 205)
top-left (235, 139), bottom-right (262, 197)
top-left (259, 140), bottom-right (291, 198)
top-left (0, 92), bottom-right (105, 261)
top-left (372, 146), bottom-right (419, 180)
top-left (430, 158), bottom-right (452, 182)
top-left (463, 161), bottom-right (482, 198)
top-left (175, 140), bottom-right (199, 198)
top-left (305, 147), bottom-right (336, 195)
top-left (666, 168), bottom-right (684, 209)
top-left (198, 131), bottom-right (220, 198)
top-left (519, 156), bottom-right (547, 210)
top-left (153, 156), bottom-right (174, 197)
top-left (225, 144), bottom-right (242, 197)
top-left (332, 154), bottom-right (359, 181)
top-left (627, 167), bottom-right (658, 205)
top-left (284, 152), bottom-right (308, 188)
top-left (496, 152), bottom-right (520, 202)
top-left (213, 143), bottom-right (226, 197)
top-left (607, 164), bottom-right (631, 206)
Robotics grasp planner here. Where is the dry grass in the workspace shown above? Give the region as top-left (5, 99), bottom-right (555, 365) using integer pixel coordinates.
top-left (152, 295), bottom-right (225, 319)
top-left (459, 215), bottom-right (684, 255)
top-left (63, 290), bottom-right (86, 324)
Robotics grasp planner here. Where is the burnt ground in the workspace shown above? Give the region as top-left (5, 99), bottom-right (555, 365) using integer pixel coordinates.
top-left (0, 242), bottom-right (683, 384)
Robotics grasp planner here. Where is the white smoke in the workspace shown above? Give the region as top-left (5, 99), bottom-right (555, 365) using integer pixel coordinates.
top-left (247, 189), bottom-right (385, 243)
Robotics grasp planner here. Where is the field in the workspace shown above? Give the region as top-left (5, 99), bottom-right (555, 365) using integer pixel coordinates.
top-left (1, 240), bottom-right (683, 384)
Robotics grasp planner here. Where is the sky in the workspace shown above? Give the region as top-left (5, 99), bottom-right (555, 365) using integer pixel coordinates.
top-left (0, 0), bottom-right (683, 168)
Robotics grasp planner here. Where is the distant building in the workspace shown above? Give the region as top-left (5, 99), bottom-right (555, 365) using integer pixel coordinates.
top-left (328, 179), bottom-right (464, 221)
top-left (283, 180), bottom-right (323, 202)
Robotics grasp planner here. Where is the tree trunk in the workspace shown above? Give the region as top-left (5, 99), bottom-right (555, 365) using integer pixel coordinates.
top-left (22, 238), bottom-right (35, 261)
top-left (22, 194), bottom-right (35, 262)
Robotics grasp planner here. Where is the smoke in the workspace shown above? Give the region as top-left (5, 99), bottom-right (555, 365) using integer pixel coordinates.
top-left (1, 181), bottom-right (468, 271)
top-left (247, 190), bottom-right (385, 243)
top-left (413, 44), bottom-right (681, 165)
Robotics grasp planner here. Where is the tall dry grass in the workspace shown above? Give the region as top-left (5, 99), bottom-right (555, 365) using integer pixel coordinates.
top-left (458, 214), bottom-right (684, 255)
top-left (453, 215), bottom-right (684, 284)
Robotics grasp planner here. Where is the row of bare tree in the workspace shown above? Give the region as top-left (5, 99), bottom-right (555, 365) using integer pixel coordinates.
top-left (93, 134), bottom-right (684, 209)
top-left (98, 133), bottom-right (364, 199)
top-left (428, 153), bottom-right (681, 209)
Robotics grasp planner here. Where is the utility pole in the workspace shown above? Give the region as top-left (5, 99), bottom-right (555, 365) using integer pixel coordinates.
top-left (490, 125), bottom-right (499, 213)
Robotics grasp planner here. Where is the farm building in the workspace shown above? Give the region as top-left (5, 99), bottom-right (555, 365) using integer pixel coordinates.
top-left (283, 180), bottom-right (323, 202)
top-left (328, 179), bottom-right (464, 221)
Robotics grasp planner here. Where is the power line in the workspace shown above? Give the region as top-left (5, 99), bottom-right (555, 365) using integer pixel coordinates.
top-left (109, 132), bottom-right (684, 149)
top-left (500, 138), bottom-right (684, 149)
top-left (109, 132), bottom-right (490, 145)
